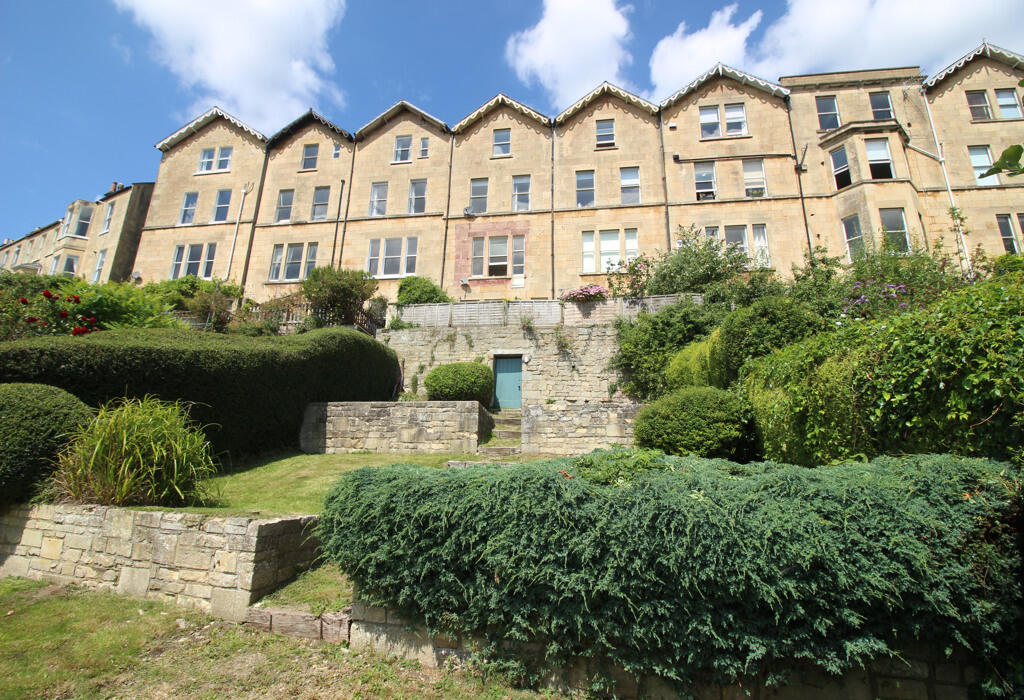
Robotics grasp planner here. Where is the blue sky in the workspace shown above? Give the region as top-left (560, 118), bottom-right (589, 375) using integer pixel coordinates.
top-left (0, 0), bottom-right (1019, 241)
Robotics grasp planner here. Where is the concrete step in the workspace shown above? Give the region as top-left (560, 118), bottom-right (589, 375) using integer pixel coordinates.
top-left (493, 417), bottom-right (522, 427)
top-left (478, 445), bottom-right (521, 456)
top-left (494, 429), bottom-right (522, 439)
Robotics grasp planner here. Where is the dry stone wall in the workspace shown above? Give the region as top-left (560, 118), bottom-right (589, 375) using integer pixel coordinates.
top-left (522, 402), bottom-right (640, 454)
top-left (299, 401), bottom-right (493, 454)
top-left (0, 504), bottom-right (318, 622)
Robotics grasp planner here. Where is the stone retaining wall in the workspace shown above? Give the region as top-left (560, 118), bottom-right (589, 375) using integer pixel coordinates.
top-left (0, 505), bottom-right (318, 622)
top-left (249, 599), bottom-right (979, 699)
top-left (299, 401), bottom-right (493, 454)
top-left (522, 402), bottom-right (640, 454)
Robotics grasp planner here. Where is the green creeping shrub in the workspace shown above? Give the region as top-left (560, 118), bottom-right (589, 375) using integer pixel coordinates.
top-left (634, 386), bottom-right (755, 460)
top-left (317, 454), bottom-right (1023, 695)
top-left (50, 396), bottom-right (216, 507)
top-left (0, 383), bottom-right (93, 506)
top-left (0, 328), bottom-right (398, 461)
top-left (558, 446), bottom-right (674, 486)
top-left (611, 299), bottom-right (721, 400)
top-left (396, 276), bottom-right (451, 306)
top-left (708, 296), bottom-right (825, 387)
top-left (743, 273), bottom-right (1024, 466)
top-left (423, 362), bottom-right (493, 406)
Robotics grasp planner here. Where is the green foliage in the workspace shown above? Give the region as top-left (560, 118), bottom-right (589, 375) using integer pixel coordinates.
top-left (992, 253), bottom-right (1024, 276)
top-left (142, 276), bottom-right (243, 312)
top-left (302, 267), bottom-right (377, 326)
top-left (787, 247), bottom-right (847, 319)
top-left (611, 299), bottom-right (721, 399)
top-left (561, 446), bottom-right (674, 486)
top-left (645, 225), bottom-right (750, 295)
top-left (982, 80), bottom-right (1024, 178)
top-left (227, 294), bottom-right (301, 336)
top-left (634, 386), bottom-right (755, 460)
top-left (317, 453), bottom-right (1023, 695)
top-left (0, 327), bottom-right (399, 460)
top-left (665, 328), bottom-right (722, 389)
top-left (606, 254), bottom-right (655, 298)
top-left (184, 288), bottom-right (234, 332)
top-left (0, 383), bottom-right (92, 506)
top-left (709, 296), bottom-right (825, 387)
top-left (423, 362), bottom-right (493, 406)
top-left (743, 273), bottom-right (1024, 465)
top-left (49, 396), bottom-right (217, 506)
top-left (387, 317), bottom-right (418, 330)
top-left (396, 276), bottom-right (451, 306)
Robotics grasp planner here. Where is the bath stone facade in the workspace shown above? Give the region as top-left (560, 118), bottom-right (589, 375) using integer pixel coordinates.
top-left (299, 401), bottom-right (494, 454)
top-left (0, 504), bottom-right (318, 622)
top-left (521, 403), bottom-right (641, 454)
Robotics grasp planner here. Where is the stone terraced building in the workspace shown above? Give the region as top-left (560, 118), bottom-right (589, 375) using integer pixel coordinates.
top-left (3, 41), bottom-right (1024, 304)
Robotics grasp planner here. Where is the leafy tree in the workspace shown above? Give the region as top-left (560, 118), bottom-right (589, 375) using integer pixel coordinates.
top-left (645, 224), bottom-right (750, 295)
top-left (396, 276), bottom-right (450, 305)
top-left (302, 267), bottom-right (377, 326)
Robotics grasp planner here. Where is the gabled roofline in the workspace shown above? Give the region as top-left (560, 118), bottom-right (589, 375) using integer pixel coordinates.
top-left (354, 100), bottom-right (450, 140)
top-left (925, 41), bottom-right (1024, 90)
top-left (554, 82), bottom-right (658, 126)
top-left (452, 94), bottom-right (551, 133)
top-left (268, 109), bottom-right (352, 148)
top-left (661, 63), bottom-right (790, 107)
top-left (155, 106), bottom-right (267, 152)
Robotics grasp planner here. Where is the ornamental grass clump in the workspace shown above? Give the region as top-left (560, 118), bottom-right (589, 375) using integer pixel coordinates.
top-left (50, 396), bottom-right (217, 507)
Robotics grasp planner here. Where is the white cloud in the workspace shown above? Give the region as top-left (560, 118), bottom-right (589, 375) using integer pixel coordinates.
top-left (113, 0), bottom-right (346, 134)
top-left (648, 5), bottom-right (762, 103)
top-left (506, 0), bottom-right (634, 111)
top-left (648, 0), bottom-right (1022, 102)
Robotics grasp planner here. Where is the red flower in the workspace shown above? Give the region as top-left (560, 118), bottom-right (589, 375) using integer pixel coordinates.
top-left (72, 295), bottom-right (81, 304)
top-left (88, 316), bottom-right (96, 324)
top-left (60, 311), bottom-right (69, 318)
top-left (41, 321), bottom-right (47, 326)
top-left (24, 316), bottom-right (39, 323)
top-left (19, 297), bottom-right (27, 305)
top-left (42, 290), bottom-right (53, 299)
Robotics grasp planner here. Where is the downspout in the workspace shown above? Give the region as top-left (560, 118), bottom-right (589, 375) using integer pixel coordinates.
top-left (549, 120), bottom-right (556, 299)
top-left (329, 179), bottom-right (345, 267)
top-left (657, 108), bottom-right (672, 250)
top-left (922, 86), bottom-right (971, 274)
top-left (439, 131), bottom-right (455, 290)
top-left (335, 140), bottom-right (357, 268)
top-left (225, 182), bottom-right (252, 279)
top-left (238, 145), bottom-right (271, 293)
top-left (785, 96), bottom-right (814, 255)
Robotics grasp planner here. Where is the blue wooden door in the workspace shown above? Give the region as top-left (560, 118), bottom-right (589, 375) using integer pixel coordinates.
top-left (493, 356), bottom-right (522, 409)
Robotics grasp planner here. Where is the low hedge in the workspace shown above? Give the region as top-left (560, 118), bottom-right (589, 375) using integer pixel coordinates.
top-left (317, 453), bottom-right (1022, 694)
top-left (0, 383), bottom-right (93, 506)
top-left (0, 328), bottom-right (399, 461)
top-left (743, 273), bottom-right (1024, 465)
top-left (634, 386), bottom-right (754, 460)
top-left (423, 362), bottom-right (493, 406)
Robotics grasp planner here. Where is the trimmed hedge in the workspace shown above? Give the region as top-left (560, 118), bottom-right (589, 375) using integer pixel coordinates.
top-left (0, 328), bottom-right (399, 461)
top-left (423, 362), bottom-right (493, 406)
top-left (0, 383), bottom-right (93, 506)
top-left (666, 328), bottom-right (721, 389)
top-left (634, 386), bottom-right (754, 460)
top-left (317, 453), bottom-right (1023, 693)
top-left (396, 276), bottom-right (451, 306)
top-left (743, 273), bottom-right (1024, 465)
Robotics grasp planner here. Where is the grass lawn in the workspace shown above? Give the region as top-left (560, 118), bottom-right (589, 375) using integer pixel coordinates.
top-left (194, 450), bottom-right (488, 516)
top-left (0, 578), bottom-right (569, 700)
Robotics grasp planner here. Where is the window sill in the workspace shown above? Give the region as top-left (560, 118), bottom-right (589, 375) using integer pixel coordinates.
top-left (193, 169), bottom-right (231, 176)
top-left (373, 274), bottom-right (415, 280)
top-left (594, 145), bottom-right (617, 151)
top-left (297, 167), bottom-right (318, 173)
top-left (468, 275), bottom-right (512, 281)
top-left (390, 160), bottom-right (412, 165)
top-left (265, 279), bottom-right (304, 285)
top-left (490, 153), bottom-right (513, 160)
top-left (700, 133), bottom-right (751, 142)
top-left (970, 117), bottom-right (1024, 124)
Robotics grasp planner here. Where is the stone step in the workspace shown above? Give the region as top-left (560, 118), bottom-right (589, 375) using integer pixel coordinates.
top-left (478, 445), bottom-right (521, 456)
top-left (494, 429), bottom-right (522, 439)
top-left (493, 420), bottom-right (522, 429)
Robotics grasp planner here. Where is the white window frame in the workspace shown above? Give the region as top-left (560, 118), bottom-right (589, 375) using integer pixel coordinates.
top-left (513, 175), bottom-right (530, 211)
top-left (11, 246), bottom-right (19, 265)
top-left (865, 138), bottom-right (894, 180)
top-left (301, 143), bottom-right (318, 170)
top-left (724, 225), bottom-right (748, 256)
top-left (63, 254), bottom-right (79, 275)
top-left (511, 234), bottom-right (525, 276)
top-left (74, 206), bottom-right (92, 237)
top-left (869, 92), bottom-right (893, 120)
top-left (179, 192), bottom-right (198, 225)
top-left (393, 135), bottom-right (412, 163)
top-left (366, 237), bottom-right (417, 278)
top-left (969, 146), bottom-right (998, 186)
top-left (879, 208), bottom-right (909, 253)
top-left (419, 137), bottom-right (429, 158)
top-left (333, 144), bottom-right (341, 159)
top-left (212, 189), bottom-right (232, 222)
top-left (492, 128), bottom-right (511, 157)
top-left (408, 179), bottom-right (426, 214)
top-left (283, 243), bottom-right (304, 281)
top-left (966, 91), bottom-right (993, 120)
top-left (266, 242), bottom-right (319, 281)
top-left (178, 243), bottom-right (215, 279)
top-left (694, 162), bottom-right (716, 201)
top-left (92, 249), bottom-right (107, 283)
top-left (724, 103), bottom-right (747, 136)
top-left (0, 251), bottom-right (7, 268)
top-left (197, 148), bottom-right (215, 172)
top-left (469, 178), bottom-right (488, 214)
top-left (995, 89), bottom-right (1022, 119)
top-left (842, 215), bottom-right (865, 261)
top-left (576, 170), bottom-right (595, 207)
top-left (311, 186), bottom-right (330, 220)
top-left (743, 159), bottom-right (766, 197)
top-left (369, 182), bottom-right (388, 217)
top-left (268, 244), bottom-right (284, 281)
top-left (831, 147), bottom-right (851, 189)
top-left (751, 224), bottom-right (771, 268)
top-left (581, 231), bottom-right (595, 273)
top-left (48, 256), bottom-right (59, 275)
top-left (216, 147), bottom-right (232, 171)
top-left (100, 202), bottom-right (114, 234)
top-left (305, 242), bottom-right (319, 278)
top-left (595, 119), bottom-right (615, 148)
top-left (620, 167), bottom-right (640, 204)
top-left (816, 95), bottom-right (840, 130)
top-left (699, 106), bottom-right (720, 138)
top-left (276, 189), bottom-right (294, 222)
top-left (599, 230), bottom-right (619, 272)
top-left (995, 214), bottom-right (1020, 254)
top-left (581, 229), bottom-right (637, 273)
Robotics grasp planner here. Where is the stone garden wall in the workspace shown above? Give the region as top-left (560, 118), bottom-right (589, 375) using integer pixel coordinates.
top-left (299, 401), bottom-right (494, 454)
top-left (0, 504), bottom-right (318, 621)
top-left (521, 402), bottom-right (640, 454)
